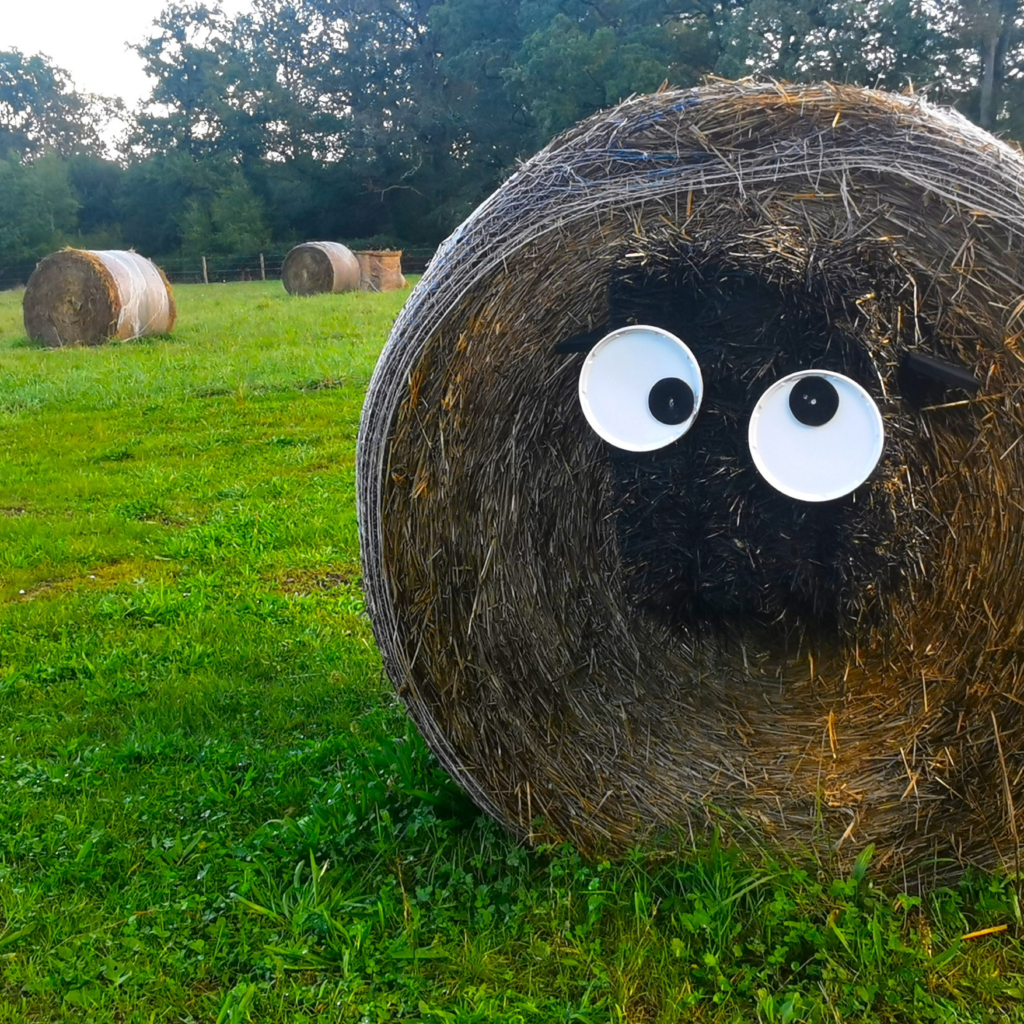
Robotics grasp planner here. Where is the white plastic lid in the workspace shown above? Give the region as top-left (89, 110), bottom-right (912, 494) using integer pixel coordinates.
top-left (748, 369), bottom-right (885, 502)
top-left (578, 325), bottom-right (703, 451)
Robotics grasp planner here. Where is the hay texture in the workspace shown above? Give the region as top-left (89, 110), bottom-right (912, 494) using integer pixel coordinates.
top-left (281, 242), bottom-right (361, 295)
top-left (23, 249), bottom-right (176, 347)
top-left (356, 250), bottom-right (407, 292)
top-left (357, 81), bottom-right (1024, 877)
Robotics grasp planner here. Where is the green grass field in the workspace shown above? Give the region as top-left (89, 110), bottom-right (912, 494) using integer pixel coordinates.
top-left (0, 282), bottom-right (1021, 1023)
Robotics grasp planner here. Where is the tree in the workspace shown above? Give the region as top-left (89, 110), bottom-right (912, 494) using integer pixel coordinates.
top-left (132, 1), bottom-right (351, 162)
top-left (501, 3), bottom-right (712, 139)
top-left (0, 154), bottom-right (79, 263)
top-left (0, 50), bottom-right (113, 160)
top-left (67, 156), bottom-right (125, 238)
top-left (943, 0), bottom-right (1024, 133)
top-left (117, 153), bottom-right (201, 255)
top-left (179, 171), bottom-right (271, 255)
top-left (133, 0), bottom-right (507, 240)
top-left (712, 1), bottom-right (946, 90)
top-left (101, 0), bottom-right (1024, 263)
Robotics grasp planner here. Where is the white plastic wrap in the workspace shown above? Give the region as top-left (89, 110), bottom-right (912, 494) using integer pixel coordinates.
top-left (95, 250), bottom-right (174, 340)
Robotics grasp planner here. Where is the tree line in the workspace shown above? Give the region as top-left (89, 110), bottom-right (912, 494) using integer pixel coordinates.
top-left (1, 0), bottom-right (1022, 272)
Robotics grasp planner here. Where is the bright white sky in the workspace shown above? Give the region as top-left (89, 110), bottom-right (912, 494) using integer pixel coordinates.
top-left (0, 0), bottom-right (253, 108)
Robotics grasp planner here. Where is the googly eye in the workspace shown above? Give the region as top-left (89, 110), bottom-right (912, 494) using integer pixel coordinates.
top-left (578, 325), bottom-right (703, 451)
top-left (748, 370), bottom-right (884, 502)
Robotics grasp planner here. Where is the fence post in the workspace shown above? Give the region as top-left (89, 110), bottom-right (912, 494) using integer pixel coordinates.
top-left (202, 256), bottom-right (209, 285)
top-left (259, 253), bottom-right (266, 282)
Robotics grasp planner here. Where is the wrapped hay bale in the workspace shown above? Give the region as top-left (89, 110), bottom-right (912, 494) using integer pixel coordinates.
top-left (357, 82), bottom-right (1024, 877)
top-left (281, 242), bottom-right (361, 295)
top-left (356, 250), bottom-right (406, 292)
top-left (23, 249), bottom-right (176, 347)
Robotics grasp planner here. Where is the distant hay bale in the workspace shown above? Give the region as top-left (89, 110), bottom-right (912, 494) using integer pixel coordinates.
top-left (356, 250), bottom-right (407, 292)
top-left (358, 81), bottom-right (1024, 879)
top-left (23, 249), bottom-right (176, 347)
top-left (281, 242), bottom-right (361, 296)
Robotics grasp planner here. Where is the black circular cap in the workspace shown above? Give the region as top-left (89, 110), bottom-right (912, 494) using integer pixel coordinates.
top-left (789, 375), bottom-right (839, 426)
top-left (648, 377), bottom-right (695, 425)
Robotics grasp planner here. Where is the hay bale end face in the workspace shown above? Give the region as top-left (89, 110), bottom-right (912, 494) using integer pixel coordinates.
top-left (23, 249), bottom-right (176, 347)
top-left (358, 82), bottom-right (1024, 878)
top-left (281, 242), bottom-right (361, 296)
top-left (356, 250), bottom-right (407, 292)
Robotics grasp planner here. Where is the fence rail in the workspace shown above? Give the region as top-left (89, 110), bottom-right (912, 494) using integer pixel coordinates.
top-left (0, 261), bottom-right (36, 292)
top-left (0, 247), bottom-right (436, 292)
top-left (159, 252), bottom-right (288, 285)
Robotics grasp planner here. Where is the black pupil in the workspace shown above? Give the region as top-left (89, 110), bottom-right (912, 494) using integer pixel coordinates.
top-left (789, 375), bottom-right (839, 426)
top-left (649, 377), bottom-right (695, 425)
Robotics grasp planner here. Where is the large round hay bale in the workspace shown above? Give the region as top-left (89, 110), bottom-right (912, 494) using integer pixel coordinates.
top-left (281, 242), bottom-right (361, 296)
top-left (23, 249), bottom-right (176, 347)
top-left (357, 82), bottom-right (1024, 877)
top-left (355, 250), bottom-right (406, 292)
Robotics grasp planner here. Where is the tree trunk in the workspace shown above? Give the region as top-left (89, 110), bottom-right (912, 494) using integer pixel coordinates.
top-left (980, 30), bottom-right (997, 128)
top-left (979, 0), bottom-right (1019, 130)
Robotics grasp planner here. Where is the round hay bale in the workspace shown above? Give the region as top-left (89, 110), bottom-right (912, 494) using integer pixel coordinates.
top-left (355, 250), bottom-right (407, 292)
top-left (23, 249), bottom-right (176, 347)
top-left (357, 81), bottom-right (1024, 877)
top-left (281, 242), bottom-right (361, 296)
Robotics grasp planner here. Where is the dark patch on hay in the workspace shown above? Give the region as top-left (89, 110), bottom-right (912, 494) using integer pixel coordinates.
top-left (602, 249), bottom-right (909, 635)
top-left (357, 81), bottom-right (1024, 880)
top-left (22, 250), bottom-right (117, 347)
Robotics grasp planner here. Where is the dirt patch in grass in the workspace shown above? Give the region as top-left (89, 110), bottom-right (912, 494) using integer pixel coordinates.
top-left (274, 567), bottom-right (360, 596)
top-left (14, 579), bottom-right (56, 601)
top-left (1, 558), bottom-right (177, 605)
